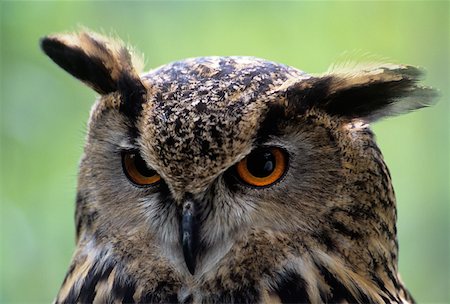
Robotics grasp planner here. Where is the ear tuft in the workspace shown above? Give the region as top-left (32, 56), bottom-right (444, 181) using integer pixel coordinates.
top-left (40, 31), bottom-right (143, 95)
top-left (285, 63), bottom-right (439, 122)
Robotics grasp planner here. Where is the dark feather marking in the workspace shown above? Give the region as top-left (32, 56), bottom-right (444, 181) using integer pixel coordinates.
top-left (371, 274), bottom-right (398, 303)
top-left (372, 154), bottom-right (391, 183)
top-left (111, 278), bottom-right (136, 304)
top-left (41, 36), bottom-right (147, 124)
top-left (180, 294), bottom-right (193, 304)
top-left (257, 78), bottom-right (336, 143)
top-left (380, 256), bottom-right (402, 293)
top-left (122, 287), bottom-right (136, 304)
top-left (315, 229), bottom-right (337, 251)
top-left (275, 271), bottom-right (309, 304)
top-left (209, 287), bottom-right (260, 304)
top-left (285, 71), bottom-right (434, 121)
top-left (323, 79), bottom-right (412, 119)
top-left (315, 263), bottom-right (374, 304)
top-left (285, 77), bottom-right (331, 115)
top-left (62, 285), bottom-right (78, 304)
top-left (379, 221), bottom-right (395, 241)
top-left (77, 262), bottom-right (114, 303)
top-left (85, 33), bottom-right (110, 58)
top-left (256, 102), bottom-right (287, 142)
top-left (75, 192), bottom-right (83, 238)
top-left (118, 73), bottom-right (147, 121)
top-left (40, 38), bottom-right (116, 94)
top-left (331, 219), bottom-right (363, 240)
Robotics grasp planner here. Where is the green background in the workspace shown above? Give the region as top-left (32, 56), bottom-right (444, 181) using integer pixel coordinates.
top-left (1, 1), bottom-right (448, 303)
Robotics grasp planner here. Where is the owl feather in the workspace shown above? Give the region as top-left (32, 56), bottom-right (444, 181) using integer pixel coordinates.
top-left (41, 31), bottom-right (437, 304)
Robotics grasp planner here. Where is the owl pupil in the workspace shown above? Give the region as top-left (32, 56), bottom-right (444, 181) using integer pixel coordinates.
top-left (133, 153), bottom-right (156, 177)
top-left (247, 150), bottom-right (275, 177)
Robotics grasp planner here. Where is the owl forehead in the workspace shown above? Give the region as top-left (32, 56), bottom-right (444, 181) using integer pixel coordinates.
top-left (137, 57), bottom-right (307, 194)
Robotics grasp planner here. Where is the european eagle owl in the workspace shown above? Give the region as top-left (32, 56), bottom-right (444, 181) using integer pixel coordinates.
top-left (41, 31), bottom-right (437, 303)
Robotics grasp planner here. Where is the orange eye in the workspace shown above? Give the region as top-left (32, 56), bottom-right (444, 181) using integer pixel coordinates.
top-left (122, 151), bottom-right (161, 186)
top-left (235, 147), bottom-right (288, 187)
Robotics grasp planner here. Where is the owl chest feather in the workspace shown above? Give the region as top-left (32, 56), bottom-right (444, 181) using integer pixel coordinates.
top-left (56, 224), bottom-right (413, 304)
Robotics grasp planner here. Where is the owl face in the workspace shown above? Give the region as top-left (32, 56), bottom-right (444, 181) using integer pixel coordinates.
top-left (80, 56), bottom-right (349, 276)
top-left (42, 32), bottom-right (436, 303)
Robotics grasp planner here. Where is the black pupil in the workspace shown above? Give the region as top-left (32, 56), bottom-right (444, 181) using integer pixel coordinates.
top-left (246, 149), bottom-right (275, 178)
top-left (133, 153), bottom-right (156, 177)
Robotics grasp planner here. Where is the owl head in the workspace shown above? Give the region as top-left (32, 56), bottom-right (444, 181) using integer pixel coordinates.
top-left (42, 32), bottom-right (436, 303)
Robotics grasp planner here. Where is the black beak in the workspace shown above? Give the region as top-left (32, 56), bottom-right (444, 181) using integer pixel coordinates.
top-left (180, 198), bottom-right (198, 275)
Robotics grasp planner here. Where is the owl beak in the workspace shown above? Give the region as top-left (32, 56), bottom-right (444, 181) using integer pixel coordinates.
top-left (180, 199), bottom-right (198, 275)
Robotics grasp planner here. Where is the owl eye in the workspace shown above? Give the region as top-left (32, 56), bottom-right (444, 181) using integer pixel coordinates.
top-left (235, 147), bottom-right (288, 187)
top-left (122, 151), bottom-right (161, 186)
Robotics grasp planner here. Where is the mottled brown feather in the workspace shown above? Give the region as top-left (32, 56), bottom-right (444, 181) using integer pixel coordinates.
top-left (41, 31), bottom-right (437, 304)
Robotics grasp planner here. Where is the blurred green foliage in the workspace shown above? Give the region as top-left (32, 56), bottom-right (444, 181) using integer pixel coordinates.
top-left (1, 1), bottom-right (448, 303)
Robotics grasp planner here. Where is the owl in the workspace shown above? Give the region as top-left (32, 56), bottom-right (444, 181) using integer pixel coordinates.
top-left (41, 31), bottom-right (436, 304)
